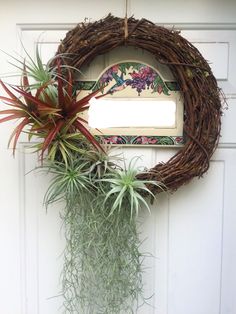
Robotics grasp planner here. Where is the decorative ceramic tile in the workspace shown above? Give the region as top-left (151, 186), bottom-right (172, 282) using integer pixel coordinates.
top-left (76, 62), bottom-right (184, 146)
top-left (76, 62), bottom-right (180, 94)
top-left (96, 135), bottom-right (184, 146)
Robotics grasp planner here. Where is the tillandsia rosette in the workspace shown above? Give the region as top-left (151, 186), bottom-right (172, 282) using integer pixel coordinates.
top-left (0, 47), bottom-right (163, 313)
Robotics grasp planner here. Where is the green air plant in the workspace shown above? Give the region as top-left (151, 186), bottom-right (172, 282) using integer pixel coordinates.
top-left (2, 45), bottom-right (58, 102)
top-left (43, 155), bottom-right (93, 208)
top-left (2, 44), bottom-right (73, 95)
top-left (85, 143), bottom-right (123, 178)
top-left (100, 158), bottom-right (164, 219)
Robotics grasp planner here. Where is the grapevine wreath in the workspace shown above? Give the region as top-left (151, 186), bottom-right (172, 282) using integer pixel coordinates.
top-left (0, 14), bottom-right (223, 313)
top-left (56, 14), bottom-right (222, 193)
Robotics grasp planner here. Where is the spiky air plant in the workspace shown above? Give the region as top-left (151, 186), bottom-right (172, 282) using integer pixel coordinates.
top-left (1, 45), bottom-right (59, 103)
top-left (3, 44), bottom-right (72, 92)
top-left (0, 58), bottom-right (104, 163)
top-left (43, 155), bottom-right (93, 209)
top-left (100, 158), bottom-right (165, 219)
top-left (85, 143), bottom-right (122, 178)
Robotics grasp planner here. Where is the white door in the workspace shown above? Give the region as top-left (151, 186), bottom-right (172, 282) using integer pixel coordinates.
top-left (0, 1), bottom-right (236, 314)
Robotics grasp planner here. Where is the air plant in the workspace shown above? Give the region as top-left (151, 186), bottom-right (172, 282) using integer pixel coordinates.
top-left (0, 56), bottom-right (105, 163)
top-left (85, 143), bottom-right (122, 178)
top-left (100, 158), bottom-right (165, 219)
top-left (20, 44), bottom-right (57, 90)
top-left (43, 155), bottom-right (93, 209)
top-left (3, 44), bottom-right (70, 92)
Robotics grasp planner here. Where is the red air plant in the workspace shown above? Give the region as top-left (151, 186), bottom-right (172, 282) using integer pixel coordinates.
top-left (0, 60), bottom-right (105, 163)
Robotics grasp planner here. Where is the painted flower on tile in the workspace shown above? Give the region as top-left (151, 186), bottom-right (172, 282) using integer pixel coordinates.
top-left (97, 62), bottom-right (170, 96)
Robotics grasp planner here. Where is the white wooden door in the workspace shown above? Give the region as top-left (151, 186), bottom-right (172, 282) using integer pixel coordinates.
top-left (0, 1), bottom-right (236, 314)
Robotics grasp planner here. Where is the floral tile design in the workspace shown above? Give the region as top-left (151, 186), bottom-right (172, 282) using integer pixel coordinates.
top-left (77, 62), bottom-right (184, 146)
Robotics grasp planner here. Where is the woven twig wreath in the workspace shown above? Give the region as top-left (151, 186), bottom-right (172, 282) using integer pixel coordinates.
top-left (56, 14), bottom-right (222, 194)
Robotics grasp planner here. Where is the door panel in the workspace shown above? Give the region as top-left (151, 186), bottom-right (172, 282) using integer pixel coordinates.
top-left (21, 147), bottom-right (235, 314)
top-left (168, 161), bottom-right (224, 314)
